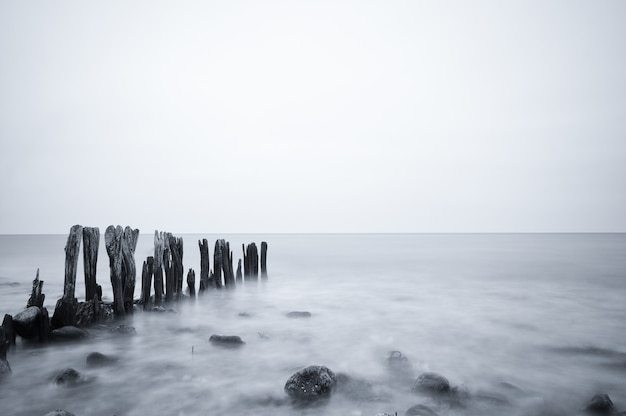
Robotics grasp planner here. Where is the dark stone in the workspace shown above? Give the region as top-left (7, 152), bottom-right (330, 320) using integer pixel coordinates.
top-left (51, 326), bottom-right (91, 342)
top-left (209, 334), bottom-right (245, 347)
top-left (0, 358), bottom-right (11, 378)
top-left (412, 372), bottom-right (450, 395)
top-left (405, 404), bottom-right (439, 416)
top-left (284, 365), bottom-right (337, 402)
top-left (75, 301), bottom-right (97, 327)
top-left (110, 325), bottom-right (136, 335)
top-left (586, 394), bottom-right (616, 415)
top-left (1, 314), bottom-right (15, 348)
top-left (13, 306), bottom-right (42, 339)
top-left (86, 352), bottom-right (118, 368)
top-left (287, 311), bottom-right (312, 318)
top-left (52, 368), bottom-right (84, 387)
top-left (51, 297), bottom-right (78, 330)
top-left (43, 410), bottom-right (76, 416)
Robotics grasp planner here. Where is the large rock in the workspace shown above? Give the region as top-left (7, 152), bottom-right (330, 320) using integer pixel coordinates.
top-left (86, 352), bottom-right (118, 368)
top-left (412, 372), bottom-right (450, 395)
top-left (405, 404), bottom-right (439, 416)
top-left (284, 365), bottom-right (337, 402)
top-left (209, 334), bottom-right (245, 347)
top-left (43, 411), bottom-right (76, 416)
top-left (585, 394), bottom-right (617, 415)
top-left (51, 326), bottom-right (91, 342)
top-left (52, 368), bottom-right (85, 387)
top-left (13, 306), bottom-right (42, 339)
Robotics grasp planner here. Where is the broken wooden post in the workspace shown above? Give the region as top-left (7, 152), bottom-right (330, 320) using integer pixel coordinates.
top-left (105, 225), bottom-right (125, 318)
top-left (187, 268), bottom-right (196, 298)
top-left (121, 226), bottom-right (139, 314)
top-left (222, 241), bottom-right (235, 288)
top-left (168, 235), bottom-right (184, 300)
top-left (27, 269), bottom-right (45, 308)
top-left (243, 243), bottom-right (259, 281)
top-left (213, 240), bottom-right (224, 288)
top-left (141, 256), bottom-right (154, 309)
top-left (236, 259), bottom-right (242, 283)
top-left (261, 241), bottom-right (268, 279)
top-left (164, 233), bottom-right (174, 303)
top-left (153, 231), bottom-right (165, 305)
top-left (51, 224), bottom-right (83, 329)
top-left (198, 239), bottom-right (210, 292)
top-left (1, 315), bottom-right (15, 350)
top-left (82, 227), bottom-right (100, 301)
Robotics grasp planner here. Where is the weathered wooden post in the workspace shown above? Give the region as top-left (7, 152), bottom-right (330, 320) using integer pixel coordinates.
top-left (164, 233), bottom-right (174, 303)
top-left (213, 240), bottom-right (224, 288)
top-left (82, 227), bottom-right (100, 301)
top-left (261, 241), bottom-right (268, 279)
top-left (1, 315), bottom-right (15, 349)
top-left (222, 241), bottom-right (235, 288)
top-left (141, 256), bottom-right (154, 309)
top-left (105, 225), bottom-right (125, 318)
top-left (51, 225), bottom-right (83, 329)
top-left (121, 226), bottom-right (139, 314)
top-left (243, 243), bottom-right (259, 281)
top-left (198, 239), bottom-right (210, 292)
top-left (169, 235), bottom-right (184, 300)
top-left (154, 231), bottom-right (165, 305)
top-left (236, 259), bottom-right (242, 283)
top-left (187, 268), bottom-right (196, 298)
top-left (27, 269), bottom-right (45, 308)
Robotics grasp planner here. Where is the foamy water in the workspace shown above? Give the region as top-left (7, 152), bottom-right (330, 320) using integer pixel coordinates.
top-left (0, 233), bottom-right (625, 415)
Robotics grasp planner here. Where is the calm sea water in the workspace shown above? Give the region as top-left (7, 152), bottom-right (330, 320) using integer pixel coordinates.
top-left (0, 233), bottom-right (625, 416)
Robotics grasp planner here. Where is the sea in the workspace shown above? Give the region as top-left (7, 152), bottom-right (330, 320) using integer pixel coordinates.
top-left (0, 233), bottom-right (624, 416)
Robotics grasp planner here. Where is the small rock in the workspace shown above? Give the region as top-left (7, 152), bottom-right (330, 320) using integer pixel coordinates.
top-left (13, 306), bottom-right (42, 339)
top-left (209, 335), bottom-right (245, 347)
top-left (585, 394), bottom-right (616, 415)
top-left (412, 372), bottom-right (450, 395)
top-left (287, 311), bottom-right (312, 318)
top-left (43, 411), bottom-right (76, 416)
top-left (405, 404), bottom-right (439, 416)
top-left (284, 365), bottom-right (337, 402)
top-left (151, 306), bottom-right (166, 313)
top-left (110, 325), bottom-right (136, 335)
top-left (51, 326), bottom-right (91, 342)
top-left (0, 358), bottom-right (12, 378)
top-left (52, 368), bottom-right (84, 387)
top-left (86, 352), bottom-right (118, 368)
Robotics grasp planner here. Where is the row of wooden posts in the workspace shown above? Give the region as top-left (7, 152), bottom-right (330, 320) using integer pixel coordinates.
top-left (52, 225), bottom-right (268, 326)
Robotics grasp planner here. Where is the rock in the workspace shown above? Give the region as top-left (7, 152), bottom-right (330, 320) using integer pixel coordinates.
top-left (405, 404), bottom-right (439, 416)
top-left (43, 411), bottom-right (76, 416)
top-left (13, 306), bottom-right (42, 339)
top-left (110, 325), bottom-right (136, 335)
top-left (412, 372), bottom-right (450, 395)
top-left (448, 385), bottom-right (472, 407)
top-left (287, 311), bottom-right (312, 318)
top-left (585, 394), bottom-right (616, 415)
top-left (75, 300), bottom-right (96, 327)
top-left (86, 352), bottom-right (118, 368)
top-left (284, 365), bottom-right (337, 403)
top-left (209, 335), bottom-right (245, 347)
top-left (52, 368), bottom-right (85, 387)
top-left (0, 358), bottom-right (11, 378)
top-left (51, 326), bottom-right (91, 342)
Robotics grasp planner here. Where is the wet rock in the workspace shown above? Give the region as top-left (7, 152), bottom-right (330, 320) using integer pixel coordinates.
top-left (284, 365), bottom-right (337, 403)
top-left (51, 326), bottom-right (91, 342)
top-left (412, 372), bottom-right (450, 395)
top-left (209, 334), bottom-right (245, 347)
top-left (110, 325), bottom-right (136, 335)
top-left (287, 311), bottom-right (312, 318)
top-left (151, 306), bottom-right (166, 313)
top-left (405, 404), bottom-right (439, 416)
top-left (448, 385), bottom-right (472, 407)
top-left (13, 306), bottom-right (42, 339)
top-left (75, 300), bottom-right (97, 326)
top-left (52, 368), bottom-right (85, 387)
top-left (0, 358), bottom-right (11, 378)
top-left (585, 394), bottom-right (616, 415)
top-left (43, 411), bottom-right (76, 416)
top-left (86, 352), bottom-right (118, 368)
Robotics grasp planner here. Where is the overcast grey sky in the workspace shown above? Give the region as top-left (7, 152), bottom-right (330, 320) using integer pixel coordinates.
top-left (1, 1), bottom-right (624, 234)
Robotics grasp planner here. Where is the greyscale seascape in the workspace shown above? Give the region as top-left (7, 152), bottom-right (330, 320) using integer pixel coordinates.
top-left (0, 232), bottom-right (625, 416)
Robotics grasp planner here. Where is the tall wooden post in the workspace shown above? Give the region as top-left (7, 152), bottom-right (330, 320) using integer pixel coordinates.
top-left (261, 241), bottom-right (268, 279)
top-left (141, 256), bottom-right (154, 309)
top-left (82, 227), bottom-right (100, 301)
top-left (244, 243), bottom-right (259, 281)
top-left (121, 226), bottom-right (139, 314)
top-left (213, 240), bottom-right (224, 288)
top-left (153, 231), bottom-right (165, 305)
top-left (51, 225), bottom-right (83, 329)
top-left (105, 225), bottom-right (125, 318)
top-left (236, 259), bottom-right (242, 283)
top-left (169, 235), bottom-right (184, 300)
top-left (187, 268), bottom-right (196, 299)
top-left (164, 233), bottom-right (174, 303)
top-left (198, 239), bottom-right (210, 292)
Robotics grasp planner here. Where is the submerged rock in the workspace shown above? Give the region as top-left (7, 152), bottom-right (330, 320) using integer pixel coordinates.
top-left (209, 335), bottom-right (245, 347)
top-left (43, 411), bottom-right (76, 416)
top-left (405, 404), bottom-right (439, 416)
top-left (585, 394), bottom-right (616, 415)
top-left (287, 311), bottom-right (312, 318)
top-left (0, 358), bottom-right (11, 378)
top-left (86, 352), bottom-right (118, 368)
top-left (284, 365), bottom-right (337, 403)
top-left (110, 325), bottom-right (136, 335)
top-left (51, 326), bottom-right (91, 342)
top-left (13, 306), bottom-right (42, 339)
top-left (52, 368), bottom-right (85, 387)
top-left (412, 372), bottom-right (450, 395)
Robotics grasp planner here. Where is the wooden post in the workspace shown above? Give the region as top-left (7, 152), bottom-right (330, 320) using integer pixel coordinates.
top-left (82, 227), bottom-right (100, 301)
top-left (236, 259), bottom-right (242, 283)
top-left (169, 235), bottom-right (184, 300)
top-left (153, 231), bottom-right (165, 306)
top-left (141, 256), bottom-right (154, 309)
top-left (27, 269), bottom-right (45, 308)
top-left (244, 243), bottom-right (259, 281)
top-left (1, 315), bottom-right (15, 349)
top-left (222, 241), bottom-right (235, 288)
top-left (163, 233), bottom-right (174, 303)
top-left (105, 225), bottom-right (125, 318)
top-left (121, 226), bottom-right (139, 314)
top-left (51, 225), bottom-right (83, 329)
top-left (187, 268), bottom-right (196, 298)
top-left (198, 239), bottom-right (210, 292)
top-left (242, 244), bottom-right (248, 278)
top-left (213, 240), bottom-right (224, 288)
top-left (261, 241), bottom-right (268, 279)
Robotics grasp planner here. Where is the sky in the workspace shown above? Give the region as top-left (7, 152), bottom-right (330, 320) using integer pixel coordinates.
top-left (0, 0), bottom-right (625, 234)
